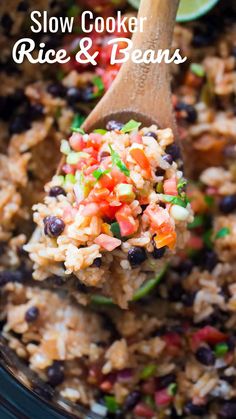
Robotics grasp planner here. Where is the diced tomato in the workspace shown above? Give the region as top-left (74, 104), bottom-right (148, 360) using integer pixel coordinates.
top-left (163, 178), bottom-right (178, 196)
top-left (99, 173), bottom-right (115, 191)
top-left (154, 230), bottom-right (176, 250)
top-left (155, 389), bottom-right (173, 407)
top-left (81, 203), bottom-right (100, 217)
top-left (188, 235), bottom-right (204, 250)
top-left (94, 234), bottom-right (121, 251)
top-left (91, 188), bottom-right (110, 200)
top-left (130, 134), bottom-right (143, 145)
top-left (145, 205), bottom-right (170, 229)
top-left (130, 148), bottom-right (151, 177)
top-left (133, 403), bottom-right (155, 418)
top-left (87, 133), bottom-right (103, 150)
top-left (69, 133), bottom-right (85, 152)
top-left (115, 204), bottom-right (138, 237)
top-left (191, 326), bottom-right (227, 350)
top-left (99, 200), bottom-right (120, 219)
top-left (111, 167), bottom-right (127, 185)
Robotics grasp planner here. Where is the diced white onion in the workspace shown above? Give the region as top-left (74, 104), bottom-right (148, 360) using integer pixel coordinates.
top-left (170, 204), bottom-right (189, 221)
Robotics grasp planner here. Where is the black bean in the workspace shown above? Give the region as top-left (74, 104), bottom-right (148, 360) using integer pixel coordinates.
top-left (227, 336), bottom-right (236, 351)
top-left (152, 245), bottom-right (166, 260)
top-left (220, 375), bottom-right (235, 385)
top-left (124, 391), bottom-right (141, 411)
top-left (0, 270), bottom-right (24, 286)
top-left (106, 120), bottom-right (124, 131)
top-left (25, 306), bottom-right (39, 323)
top-left (49, 186), bottom-right (66, 197)
top-left (158, 374), bottom-right (176, 389)
top-left (185, 401), bottom-right (207, 416)
top-left (166, 143), bottom-right (181, 160)
top-left (195, 346), bottom-right (215, 366)
top-left (220, 401), bottom-right (236, 418)
top-left (80, 86), bottom-right (94, 102)
top-left (219, 195), bottom-right (236, 214)
top-left (162, 154), bottom-right (173, 165)
top-left (92, 257), bottom-right (102, 268)
top-left (155, 168), bottom-right (165, 177)
top-left (28, 103), bottom-right (44, 120)
top-left (9, 115), bottom-right (31, 135)
top-left (176, 102), bottom-right (197, 123)
top-left (47, 361), bottom-right (65, 387)
top-left (47, 83), bottom-right (65, 98)
top-left (66, 87), bottom-right (82, 105)
top-left (145, 132), bottom-right (157, 140)
top-left (128, 247), bottom-right (147, 267)
top-left (1, 13), bottom-right (13, 32)
top-left (43, 216), bottom-right (65, 237)
top-left (17, 1), bottom-right (29, 11)
top-left (176, 259), bottom-right (194, 277)
top-left (182, 291), bottom-right (196, 307)
top-left (169, 283), bottom-right (184, 302)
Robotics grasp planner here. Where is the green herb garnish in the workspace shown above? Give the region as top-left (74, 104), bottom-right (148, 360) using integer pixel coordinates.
top-left (92, 168), bottom-right (110, 180)
top-left (92, 76), bottom-right (105, 98)
top-left (104, 396), bottom-right (119, 414)
top-left (214, 342), bottom-right (228, 357)
top-left (71, 113), bottom-right (86, 133)
top-left (93, 129), bottom-right (107, 135)
top-left (121, 119), bottom-right (141, 134)
top-left (140, 364), bottom-right (157, 380)
top-left (215, 227), bottom-right (230, 240)
top-left (109, 144), bottom-right (130, 176)
top-left (204, 195), bottom-right (215, 207)
top-left (161, 194), bottom-right (189, 208)
top-left (190, 63), bottom-right (205, 78)
top-left (110, 222), bottom-right (122, 240)
top-left (203, 229), bottom-right (213, 249)
top-left (188, 214), bottom-right (205, 229)
top-left (167, 383), bottom-right (177, 396)
top-left (177, 178), bottom-right (187, 191)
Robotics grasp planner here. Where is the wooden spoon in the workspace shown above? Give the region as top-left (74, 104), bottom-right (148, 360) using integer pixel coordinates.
top-left (82, 0), bottom-right (180, 134)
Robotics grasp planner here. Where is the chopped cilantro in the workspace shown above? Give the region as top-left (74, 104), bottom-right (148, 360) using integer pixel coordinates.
top-left (93, 129), bottom-right (107, 135)
top-left (92, 168), bottom-right (110, 180)
top-left (215, 227), bottom-right (230, 240)
top-left (109, 144), bottom-right (130, 176)
top-left (214, 343), bottom-right (228, 357)
top-left (167, 383), bottom-right (177, 396)
top-left (121, 119), bottom-right (141, 133)
top-left (104, 396), bottom-right (119, 414)
top-left (161, 194), bottom-right (189, 208)
top-left (204, 195), bottom-right (215, 207)
top-left (188, 214), bottom-right (205, 229)
top-left (190, 63), bottom-right (205, 78)
top-left (71, 114), bottom-right (86, 133)
top-left (110, 222), bottom-right (122, 240)
top-left (92, 76), bottom-right (105, 98)
top-left (177, 178), bottom-right (187, 191)
top-left (140, 364), bottom-right (157, 380)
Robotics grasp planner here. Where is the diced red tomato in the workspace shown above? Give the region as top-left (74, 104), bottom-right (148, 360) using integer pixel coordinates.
top-left (91, 188), bottom-right (110, 200)
top-left (163, 178), bottom-right (178, 196)
top-left (84, 164), bottom-right (100, 176)
top-left (145, 205), bottom-right (171, 229)
top-left (111, 167), bottom-right (127, 185)
top-left (130, 134), bottom-right (143, 145)
top-left (133, 403), bottom-right (155, 418)
top-left (115, 204), bottom-right (138, 237)
top-left (69, 133), bottom-right (85, 152)
top-left (87, 133), bottom-right (103, 150)
top-left (99, 200), bottom-right (120, 219)
top-left (154, 230), bottom-right (177, 250)
top-left (187, 235), bottom-right (204, 250)
top-left (99, 173), bottom-right (115, 191)
top-left (94, 234), bottom-right (121, 251)
top-left (81, 203), bottom-right (100, 217)
top-left (130, 148), bottom-right (151, 177)
top-left (191, 326), bottom-right (227, 350)
top-left (155, 389), bottom-right (173, 407)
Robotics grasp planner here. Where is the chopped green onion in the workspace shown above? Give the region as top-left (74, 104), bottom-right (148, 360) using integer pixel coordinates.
top-left (204, 195), bottom-right (215, 207)
top-left (93, 168), bottom-right (110, 180)
top-left (121, 119), bottom-right (141, 134)
top-left (60, 140), bottom-right (71, 155)
top-left (110, 222), bottom-right (122, 240)
top-left (71, 114), bottom-right (86, 133)
top-left (132, 265), bottom-right (167, 301)
top-left (104, 396), bottom-right (119, 414)
top-left (177, 178), bottom-right (187, 191)
top-left (215, 227), bottom-right (230, 240)
top-left (190, 63), bottom-right (205, 78)
top-left (167, 383), bottom-right (177, 396)
top-left (161, 194), bottom-right (189, 208)
top-left (93, 129), bottom-right (107, 135)
top-left (109, 144), bottom-right (130, 177)
top-left (140, 364), bottom-right (157, 380)
top-left (92, 76), bottom-right (105, 98)
top-left (188, 214), bottom-right (205, 229)
top-left (214, 343), bottom-right (228, 357)
top-left (65, 174), bottom-right (76, 184)
top-left (203, 229), bottom-right (213, 249)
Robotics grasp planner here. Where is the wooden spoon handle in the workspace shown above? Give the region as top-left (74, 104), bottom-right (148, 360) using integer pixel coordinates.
top-left (83, 0), bottom-right (180, 132)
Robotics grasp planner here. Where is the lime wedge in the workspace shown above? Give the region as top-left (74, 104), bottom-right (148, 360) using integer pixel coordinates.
top-left (127, 0), bottom-right (219, 22)
top-left (176, 0), bottom-right (219, 22)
